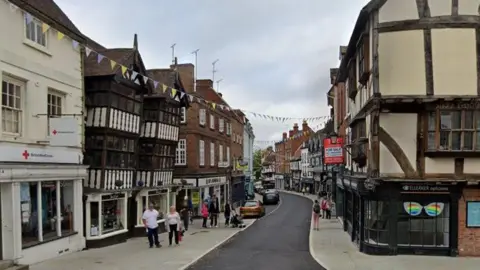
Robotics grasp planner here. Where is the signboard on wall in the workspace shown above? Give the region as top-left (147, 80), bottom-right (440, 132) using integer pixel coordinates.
top-left (323, 138), bottom-right (344, 164)
top-left (400, 184), bottom-right (450, 194)
top-left (49, 117), bottom-right (80, 147)
top-left (0, 142), bottom-right (82, 164)
top-left (198, 176), bottom-right (226, 187)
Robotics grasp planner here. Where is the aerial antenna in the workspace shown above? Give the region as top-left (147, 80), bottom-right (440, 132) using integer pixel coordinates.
top-left (212, 59), bottom-right (219, 83)
top-left (191, 49), bottom-right (199, 92)
top-left (216, 79), bottom-right (223, 92)
top-left (170, 43), bottom-right (176, 66)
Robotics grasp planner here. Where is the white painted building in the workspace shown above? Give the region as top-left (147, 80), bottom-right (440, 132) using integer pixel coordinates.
top-left (243, 119), bottom-right (255, 180)
top-left (0, 1), bottom-right (87, 265)
top-left (300, 142), bottom-right (313, 191)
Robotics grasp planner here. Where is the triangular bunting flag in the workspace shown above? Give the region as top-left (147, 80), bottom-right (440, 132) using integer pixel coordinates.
top-left (72, 40), bottom-right (79, 49)
top-left (211, 103), bottom-right (216, 110)
top-left (25, 13), bottom-right (33, 24)
top-left (188, 94), bottom-right (193, 102)
top-left (219, 105), bottom-right (224, 110)
top-left (41, 23), bottom-right (50, 33)
top-left (162, 84), bottom-right (168, 93)
top-left (153, 81), bottom-right (159, 88)
top-left (131, 71), bottom-right (138, 80)
top-left (180, 92), bottom-right (185, 99)
top-left (143, 76), bottom-right (149, 84)
top-left (121, 66), bottom-right (127, 75)
top-left (171, 89), bottom-right (177, 97)
top-left (97, 54), bottom-right (105, 63)
top-left (85, 47), bottom-right (92, 57)
top-left (57, 31), bottom-right (65, 40)
top-left (110, 60), bottom-right (116, 70)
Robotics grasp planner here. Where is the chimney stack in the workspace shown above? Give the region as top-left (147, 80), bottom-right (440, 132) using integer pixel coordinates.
top-left (282, 132), bottom-right (287, 140)
top-left (339, 46), bottom-right (347, 60)
top-left (172, 63), bottom-right (195, 93)
top-left (293, 123), bottom-right (299, 132)
top-left (330, 68), bottom-right (339, 85)
top-left (302, 120), bottom-right (308, 131)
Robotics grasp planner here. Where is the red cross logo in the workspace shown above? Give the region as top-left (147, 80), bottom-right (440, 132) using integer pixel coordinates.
top-left (52, 130), bottom-right (57, 135)
top-left (22, 150), bottom-right (29, 160)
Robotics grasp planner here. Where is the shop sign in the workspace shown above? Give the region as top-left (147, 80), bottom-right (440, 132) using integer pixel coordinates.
top-left (198, 176), bottom-right (226, 187)
top-left (401, 184), bottom-right (450, 193)
top-left (102, 193), bottom-right (126, 200)
top-left (148, 189), bottom-right (168, 195)
top-left (323, 138), bottom-right (344, 165)
top-left (0, 142), bottom-right (82, 164)
top-left (49, 117), bottom-right (80, 147)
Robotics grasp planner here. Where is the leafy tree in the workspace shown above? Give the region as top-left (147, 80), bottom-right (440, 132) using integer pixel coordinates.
top-left (253, 149), bottom-right (262, 180)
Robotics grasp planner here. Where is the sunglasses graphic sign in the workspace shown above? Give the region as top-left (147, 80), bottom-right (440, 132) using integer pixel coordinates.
top-left (403, 202), bottom-right (445, 217)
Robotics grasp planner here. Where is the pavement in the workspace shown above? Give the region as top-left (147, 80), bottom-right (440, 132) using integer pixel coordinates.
top-left (187, 192), bottom-right (323, 270)
top-left (30, 210), bottom-right (257, 270)
top-left (284, 190), bottom-right (480, 270)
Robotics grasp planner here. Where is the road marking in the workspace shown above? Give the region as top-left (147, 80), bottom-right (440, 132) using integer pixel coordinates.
top-left (259, 198), bottom-right (283, 220)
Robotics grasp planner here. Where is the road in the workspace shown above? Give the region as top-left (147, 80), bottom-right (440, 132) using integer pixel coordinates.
top-left (187, 192), bottom-right (324, 270)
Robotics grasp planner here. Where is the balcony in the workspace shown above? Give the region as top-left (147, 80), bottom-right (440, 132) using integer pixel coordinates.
top-left (218, 161), bottom-right (229, 168)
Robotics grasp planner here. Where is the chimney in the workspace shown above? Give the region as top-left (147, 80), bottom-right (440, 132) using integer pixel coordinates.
top-left (293, 123), bottom-right (299, 132)
top-left (282, 132), bottom-right (287, 140)
top-left (172, 63), bottom-right (195, 93)
top-left (197, 79), bottom-right (213, 89)
top-left (218, 93), bottom-right (222, 97)
top-left (339, 46), bottom-right (347, 60)
top-left (302, 120), bottom-right (308, 131)
top-left (330, 68), bottom-right (339, 85)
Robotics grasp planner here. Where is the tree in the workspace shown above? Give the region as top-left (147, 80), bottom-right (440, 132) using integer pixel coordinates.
top-left (253, 149), bottom-right (262, 180)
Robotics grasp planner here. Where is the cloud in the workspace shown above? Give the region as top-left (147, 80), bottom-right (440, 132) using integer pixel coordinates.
top-left (55, 0), bottom-right (370, 147)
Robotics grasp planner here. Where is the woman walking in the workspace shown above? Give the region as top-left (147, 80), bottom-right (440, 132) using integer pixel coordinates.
top-left (201, 202), bottom-right (209, 228)
top-left (312, 200), bottom-right (321, 230)
top-left (224, 202), bottom-right (231, 227)
top-left (166, 206), bottom-right (181, 246)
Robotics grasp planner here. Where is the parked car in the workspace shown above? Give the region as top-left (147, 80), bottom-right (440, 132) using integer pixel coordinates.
top-left (240, 200), bottom-right (265, 218)
top-left (265, 189), bottom-right (280, 198)
top-left (263, 191), bottom-right (279, 205)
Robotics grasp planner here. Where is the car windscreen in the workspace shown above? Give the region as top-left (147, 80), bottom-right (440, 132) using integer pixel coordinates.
top-left (243, 201), bottom-right (257, 207)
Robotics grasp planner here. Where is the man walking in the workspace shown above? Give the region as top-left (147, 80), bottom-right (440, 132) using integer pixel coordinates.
top-left (209, 195), bottom-right (220, 227)
top-left (142, 203), bottom-right (161, 248)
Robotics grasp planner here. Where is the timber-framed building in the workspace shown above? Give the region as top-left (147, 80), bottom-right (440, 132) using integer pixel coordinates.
top-left (334, 0), bottom-right (480, 257)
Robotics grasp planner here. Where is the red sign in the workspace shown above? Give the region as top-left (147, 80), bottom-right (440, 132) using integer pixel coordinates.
top-left (323, 138), bottom-right (344, 164)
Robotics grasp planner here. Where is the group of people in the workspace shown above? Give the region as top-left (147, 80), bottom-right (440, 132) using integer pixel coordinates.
top-left (312, 196), bottom-right (332, 230)
top-left (200, 194), bottom-right (242, 228)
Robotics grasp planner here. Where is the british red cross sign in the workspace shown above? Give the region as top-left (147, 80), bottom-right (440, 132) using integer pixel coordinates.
top-left (22, 150), bottom-right (29, 160)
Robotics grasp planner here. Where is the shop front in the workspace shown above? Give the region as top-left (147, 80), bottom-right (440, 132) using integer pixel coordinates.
top-left (274, 174), bottom-right (284, 190)
top-left (176, 176), bottom-right (227, 214)
top-left (0, 143), bottom-right (87, 265)
top-left (301, 178), bottom-right (314, 194)
top-left (231, 174), bottom-right (245, 208)
top-left (339, 176), bottom-right (462, 256)
top-left (131, 188), bottom-right (171, 236)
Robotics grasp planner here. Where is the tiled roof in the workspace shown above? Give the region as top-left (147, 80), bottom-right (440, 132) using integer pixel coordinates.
top-left (84, 48), bottom-right (134, 77)
top-left (146, 69), bottom-right (176, 97)
top-left (12, 0), bottom-right (85, 41)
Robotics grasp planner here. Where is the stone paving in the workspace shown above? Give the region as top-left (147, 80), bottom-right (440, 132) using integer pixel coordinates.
top-left (283, 191), bottom-right (480, 270)
top-left (30, 217), bottom-right (255, 270)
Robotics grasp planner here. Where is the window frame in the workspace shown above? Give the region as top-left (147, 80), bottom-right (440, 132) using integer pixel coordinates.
top-left (427, 109), bottom-right (479, 152)
top-left (1, 75), bottom-right (24, 135)
top-left (219, 144), bottom-right (223, 163)
top-left (219, 118), bottom-right (224, 133)
top-left (175, 139), bottom-right (187, 166)
top-left (199, 140), bottom-right (205, 166)
top-left (199, 109), bottom-right (206, 126)
top-left (210, 142), bottom-right (215, 166)
top-left (226, 146), bottom-right (230, 165)
top-left (180, 107), bottom-right (186, 123)
top-left (24, 13), bottom-right (47, 48)
top-left (209, 114), bottom-right (215, 129)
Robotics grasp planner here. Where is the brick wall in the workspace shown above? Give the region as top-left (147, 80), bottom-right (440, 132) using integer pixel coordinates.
top-left (458, 188), bottom-right (480, 256)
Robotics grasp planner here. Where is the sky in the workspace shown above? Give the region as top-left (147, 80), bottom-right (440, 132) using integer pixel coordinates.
top-left (55, 0), bottom-right (370, 147)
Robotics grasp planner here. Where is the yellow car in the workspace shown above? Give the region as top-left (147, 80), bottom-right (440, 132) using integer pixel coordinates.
top-left (240, 200), bottom-right (265, 218)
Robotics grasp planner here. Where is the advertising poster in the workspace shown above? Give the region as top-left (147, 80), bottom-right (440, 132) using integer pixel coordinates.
top-left (323, 138), bottom-right (344, 164)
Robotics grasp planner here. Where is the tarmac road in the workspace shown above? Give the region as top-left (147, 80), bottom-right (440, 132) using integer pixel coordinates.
top-left (187, 193), bottom-right (325, 270)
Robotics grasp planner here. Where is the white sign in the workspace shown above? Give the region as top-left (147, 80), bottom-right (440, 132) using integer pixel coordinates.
top-left (198, 176), bottom-right (226, 187)
top-left (0, 142), bottom-right (82, 164)
top-left (49, 117), bottom-right (81, 147)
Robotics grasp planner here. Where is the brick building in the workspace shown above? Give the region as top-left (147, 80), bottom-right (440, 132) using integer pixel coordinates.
top-left (172, 64), bottom-right (245, 212)
top-left (274, 121), bottom-right (311, 189)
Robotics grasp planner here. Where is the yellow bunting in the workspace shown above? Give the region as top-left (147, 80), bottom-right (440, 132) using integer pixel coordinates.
top-left (162, 84), bottom-right (168, 93)
top-left (211, 103), bottom-right (216, 110)
top-left (41, 23), bottom-right (50, 33)
top-left (57, 31), bottom-right (64, 40)
top-left (120, 66), bottom-right (127, 75)
top-left (110, 60), bottom-right (117, 70)
top-left (171, 89), bottom-right (177, 97)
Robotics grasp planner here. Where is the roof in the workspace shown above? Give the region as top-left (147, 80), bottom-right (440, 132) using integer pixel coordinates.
top-left (84, 48), bottom-right (134, 77)
top-left (336, 0), bottom-right (387, 82)
top-left (12, 0), bottom-right (85, 41)
top-left (146, 68), bottom-right (176, 98)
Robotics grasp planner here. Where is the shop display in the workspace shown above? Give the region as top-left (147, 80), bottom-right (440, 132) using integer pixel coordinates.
top-left (102, 200), bottom-right (123, 233)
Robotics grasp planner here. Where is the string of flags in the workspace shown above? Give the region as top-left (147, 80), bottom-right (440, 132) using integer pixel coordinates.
top-left (253, 122), bottom-right (328, 145)
top-left (6, 0), bottom-right (332, 122)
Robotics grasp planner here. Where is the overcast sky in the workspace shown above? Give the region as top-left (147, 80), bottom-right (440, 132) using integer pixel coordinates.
top-left (55, 0), bottom-right (369, 147)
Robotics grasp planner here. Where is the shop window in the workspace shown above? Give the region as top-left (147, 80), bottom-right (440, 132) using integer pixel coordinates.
top-left (364, 200), bottom-right (389, 246)
top-left (90, 202), bottom-right (99, 236)
top-left (102, 198), bottom-right (125, 234)
top-left (397, 201), bottom-right (449, 247)
top-left (20, 181), bottom-right (76, 248)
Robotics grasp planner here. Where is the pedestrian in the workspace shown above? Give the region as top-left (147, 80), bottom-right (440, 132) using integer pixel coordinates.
top-left (224, 202), bottom-right (231, 227)
top-left (201, 201), bottom-right (209, 228)
top-left (180, 206), bottom-right (189, 231)
top-left (312, 200), bottom-right (321, 230)
top-left (165, 205), bottom-right (181, 246)
top-left (142, 203), bottom-right (161, 248)
top-left (306, 186), bottom-right (310, 194)
top-left (325, 198), bottom-right (332, 219)
top-left (187, 196), bottom-right (194, 224)
top-left (209, 195), bottom-right (220, 227)
top-left (302, 186), bottom-right (306, 195)
top-left (321, 197), bottom-right (327, 219)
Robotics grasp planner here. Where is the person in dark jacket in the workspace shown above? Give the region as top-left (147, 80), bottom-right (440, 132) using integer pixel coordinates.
top-left (224, 202), bottom-right (231, 227)
top-left (209, 195), bottom-right (220, 227)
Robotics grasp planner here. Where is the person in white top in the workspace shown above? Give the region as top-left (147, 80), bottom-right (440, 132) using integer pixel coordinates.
top-left (165, 205), bottom-right (181, 246)
top-left (142, 203), bottom-right (161, 248)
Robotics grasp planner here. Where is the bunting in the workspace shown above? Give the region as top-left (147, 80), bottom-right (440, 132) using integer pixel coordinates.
top-left (6, 0), bottom-right (331, 122)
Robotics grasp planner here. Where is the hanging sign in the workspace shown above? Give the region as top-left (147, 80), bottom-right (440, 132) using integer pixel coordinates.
top-left (323, 138), bottom-right (344, 164)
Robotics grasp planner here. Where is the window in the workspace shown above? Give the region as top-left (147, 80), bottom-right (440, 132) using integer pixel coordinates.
top-left (175, 139), bottom-right (186, 165)
top-left (363, 200), bottom-right (389, 246)
top-left (101, 197), bottom-right (126, 234)
top-left (47, 91), bottom-right (63, 116)
top-left (427, 110), bottom-right (480, 151)
top-left (25, 14), bottom-right (46, 47)
top-left (2, 76), bottom-right (23, 134)
top-left (180, 107), bottom-right (186, 123)
top-left (358, 35), bottom-right (370, 84)
top-left (210, 142), bottom-right (215, 166)
top-left (20, 181), bottom-right (76, 248)
top-left (199, 140), bottom-right (205, 166)
top-left (199, 109), bottom-right (206, 126)
top-left (210, 114), bottom-right (215, 129)
top-left (219, 118), bottom-right (224, 132)
top-left (226, 147), bottom-right (230, 165)
top-left (219, 145), bottom-right (223, 162)
top-left (397, 201), bottom-right (449, 247)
